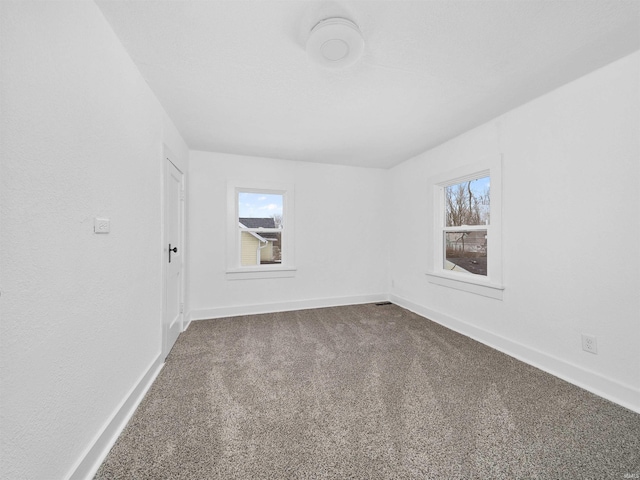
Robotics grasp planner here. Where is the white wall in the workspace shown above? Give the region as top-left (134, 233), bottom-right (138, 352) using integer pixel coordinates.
top-left (1, 3), bottom-right (636, 478)
top-left (187, 151), bottom-right (388, 319)
top-left (389, 51), bottom-right (640, 411)
top-left (0, 1), bottom-right (188, 479)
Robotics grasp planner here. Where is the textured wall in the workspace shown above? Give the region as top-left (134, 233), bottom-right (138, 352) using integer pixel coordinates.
top-left (187, 152), bottom-right (389, 316)
top-left (1, 1), bottom-right (637, 477)
top-left (0, 1), bottom-right (187, 478)
top-left (389, 51), bottom-right (640, 410)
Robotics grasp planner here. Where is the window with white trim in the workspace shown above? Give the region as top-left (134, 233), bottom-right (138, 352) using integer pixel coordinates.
top-left (443, 175), bottom-right (490, 276)
top-left (226, 182), bottom-right (295, 280)
top-left (238, 192), bottom-right (283, 266)
top-left (427, 156), bottom-right (504, 299)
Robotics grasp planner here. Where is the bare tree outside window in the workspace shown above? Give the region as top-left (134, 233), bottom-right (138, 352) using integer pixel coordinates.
top-left (270, 213), bottom-right (283, 228)
top-left (445, 178), bottom-right (490, 227)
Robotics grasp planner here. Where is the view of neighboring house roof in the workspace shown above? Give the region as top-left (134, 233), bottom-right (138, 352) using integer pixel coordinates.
top-left (239, 217), bottom-right (280, 242)
top-left (239, 217), bottom-right (276, 229)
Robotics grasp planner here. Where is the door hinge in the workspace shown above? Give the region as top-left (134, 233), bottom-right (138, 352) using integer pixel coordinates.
top-left (180, 191), bottom-right (185, 201)
top-left (180, 303), bottom-right (184, 314)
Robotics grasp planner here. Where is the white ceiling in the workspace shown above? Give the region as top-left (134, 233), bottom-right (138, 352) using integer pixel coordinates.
top-left (95, 0), bottom-right (639, 169)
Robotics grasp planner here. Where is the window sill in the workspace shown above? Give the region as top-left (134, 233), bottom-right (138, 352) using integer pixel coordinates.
top-left (426, 271), bottom-right (504, 300)
top-left (226, 267), bottom-right (297, 280)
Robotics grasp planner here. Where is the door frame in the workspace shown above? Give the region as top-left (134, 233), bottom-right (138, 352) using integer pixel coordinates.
top-left (161, 146), bottom-right (185, 359)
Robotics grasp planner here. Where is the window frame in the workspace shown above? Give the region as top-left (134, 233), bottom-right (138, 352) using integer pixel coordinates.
top-left (426, 155), bottom-right (504, 299)
top-left (226, 182), bottom-right (296, 280)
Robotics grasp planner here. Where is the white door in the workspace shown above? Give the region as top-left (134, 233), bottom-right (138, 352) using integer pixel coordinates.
top-left (163, 157), bottom-right (184, 358)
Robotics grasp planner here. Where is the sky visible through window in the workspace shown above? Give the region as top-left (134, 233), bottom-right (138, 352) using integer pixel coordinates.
top-left (457, 176), bottom-right (489, 197)
top-left (238, 192), bottom-right (283, 218)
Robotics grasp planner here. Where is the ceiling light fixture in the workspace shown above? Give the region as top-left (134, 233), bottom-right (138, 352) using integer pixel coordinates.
top-left (306, 18), bottom-right (364, 69)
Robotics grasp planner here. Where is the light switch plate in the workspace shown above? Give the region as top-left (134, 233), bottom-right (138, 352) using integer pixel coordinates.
top-left (94, 217), bottom-right (110, 234)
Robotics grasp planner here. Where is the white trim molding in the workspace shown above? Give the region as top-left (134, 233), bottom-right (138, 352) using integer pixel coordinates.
top-left (427, 154), bottom-right (504, 299)
top-left (389, 294), bottom-right (640, 414)
top-left (226, 181), bottom-right (296, 279)
top-left (226, 267), bottom-right (297, 280)
top-left (425, 272), bottom-right (505, 300)
top-left (66, 355), bottom-right (164, 480)
top-left (189, 293), bottom-right (389, 321)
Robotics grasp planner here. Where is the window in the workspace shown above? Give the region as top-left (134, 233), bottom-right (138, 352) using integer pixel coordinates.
top-left (444, 176), bottom-right (489, 276)
top-left (226, 182), bottom-right (295, 280)
top-left (238, 192), bottom-right (283, 266)
top-left (427, 156), bottom-right (504, 299)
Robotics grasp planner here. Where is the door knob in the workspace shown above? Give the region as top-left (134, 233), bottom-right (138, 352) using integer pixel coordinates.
top-left (169, 244), bottom-right (178, 263)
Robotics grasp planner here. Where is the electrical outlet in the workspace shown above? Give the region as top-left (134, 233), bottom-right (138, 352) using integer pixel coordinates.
top-left (94, 217), bottom-right (110, 234)
top-left (582, 334), bottom-right (597, 354)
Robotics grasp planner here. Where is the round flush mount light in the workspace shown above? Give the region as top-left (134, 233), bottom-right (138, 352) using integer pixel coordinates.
top-left (306, 18), bottom-right (364, 68)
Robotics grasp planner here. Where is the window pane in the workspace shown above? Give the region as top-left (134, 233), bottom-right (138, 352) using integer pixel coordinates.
top-left (445, 176), bottom-right (490, 227)
top-left (238, 191), bottom-right (283, 266)
top-left (240, 231), bottom-right (282, 266)
top-left (238, 192), bottom-right (283, 225)
top-left (444, 230), bottom-right (487, 276)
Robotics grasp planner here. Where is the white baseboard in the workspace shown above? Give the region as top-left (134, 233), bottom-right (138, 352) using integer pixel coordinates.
top-left (66, 294), bottom-right (637, 480)
top-left (390, 294), bottom-right (640, 414)
top-left (183, 316), bottom-right (192, 332)
top-left (189, 293), bottom-right (389, 321)
top-left (66, 355), bottom-right (165, 480)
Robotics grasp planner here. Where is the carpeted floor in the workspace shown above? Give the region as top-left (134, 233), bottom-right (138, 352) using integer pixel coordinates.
top-left (95, 303), bottom-right (640, 479)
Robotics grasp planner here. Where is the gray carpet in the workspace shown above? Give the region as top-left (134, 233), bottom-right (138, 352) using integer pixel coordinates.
top-left (95, 304), bottom-right (640, 479)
